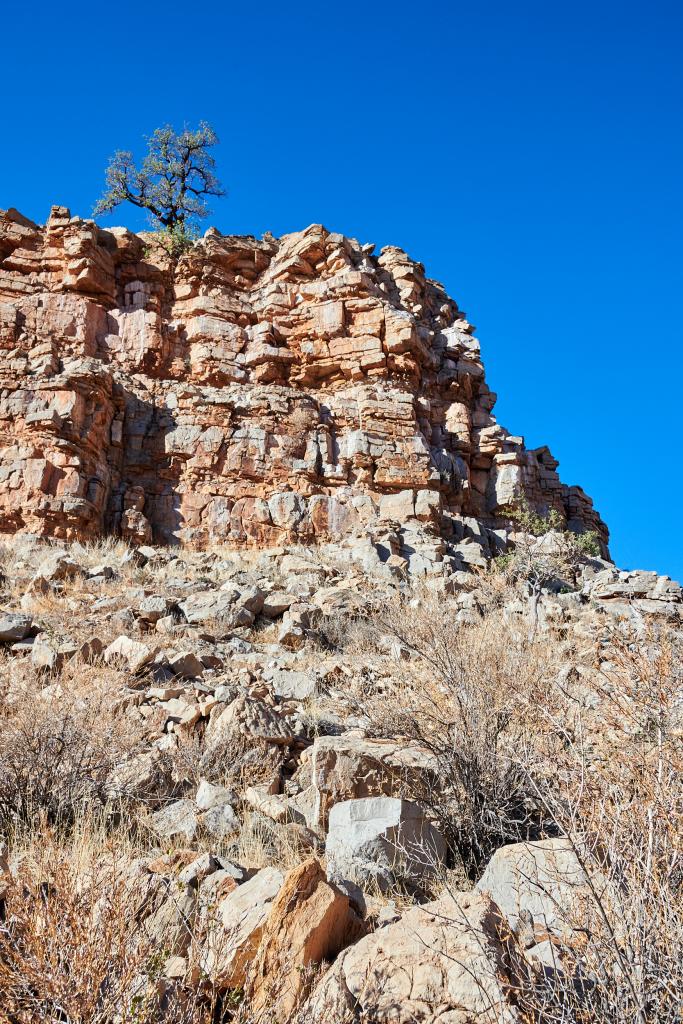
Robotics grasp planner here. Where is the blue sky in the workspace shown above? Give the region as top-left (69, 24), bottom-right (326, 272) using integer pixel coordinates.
top-left (2, 0), bottom-right (682, 580)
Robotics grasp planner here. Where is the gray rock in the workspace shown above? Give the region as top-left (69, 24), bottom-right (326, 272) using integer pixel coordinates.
top-left (200, 803), bottom-right (240, 840)
top-left (149, 800), bottom-right (198, 842)
top-left (264, 667), bottom-right (317, 700)
top-left (325, 796), bottom-right (446, 892)
top-left (179, 590), bottom-right (252, 626)
top-left (0, 612), bottom-right (33, 642)
top-left (476, 838), bottom-right (590, 943)
top-left (196, 780), bottom-right (236, 811)
top-left (138, 595), bottom-right (173, 623)
top-left (261, 590), bottom-right (296, 617)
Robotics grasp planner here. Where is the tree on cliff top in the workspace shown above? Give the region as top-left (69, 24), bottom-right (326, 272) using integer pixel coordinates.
top-left (93, 122), bottom-right (225, 257)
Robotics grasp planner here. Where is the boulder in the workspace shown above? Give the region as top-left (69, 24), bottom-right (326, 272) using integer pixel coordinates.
top-left (167, 650), bottom-right (204, 679)
top-left (201, 866), bottom-right (284, 989)
top-left (264, 667), bottom-right (317, 700)
top-left (207, 694), bottom-right (294, 747)
top-left (245, 858), bottom-right (366, 1022)
top-left (179, 590), bottom-right (253, 627)
top-left (476, 838), bottom-right (593, 945)
top-left (149, 800), bottom-right (198, 843)
top-left (0, 612), bottom-right (33, 642)
top-left (304, 889), bottom-right (527, 1023)
top-left (104, 635), bottom-right (158, 673)
top-left (310, 734), bottom-right (437, 828)
top-left (325, 796), bottom-right (446, 891)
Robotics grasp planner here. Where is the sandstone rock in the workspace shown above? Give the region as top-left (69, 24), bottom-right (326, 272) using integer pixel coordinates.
top-left (263, 667), bottom-right (317, 700)
top-left (149, 800), bottom-right (198, 843)
top-left (0, 208), bottom-right (608, 555)
top-left (179, 590), bottom-right (249, 626)
top-left (304, 889), bottom-right (527, 1023)
top-left (325, 797), bottom-right (446, 891)
top-left (245, 858), bottom-right (365, 1022)
top-left (476, 838), bottom-right (593, 945)
top-left (167, 650), bottom-right (204, 679)
top-left (200, 803), bottom-right (240, 840)
top-left (207, 694), bottom-right (294, 747)
top-left (311, 734), bottom-right (438, 828)
top-left (195, 779), bottom-right (236, 811)
top-left (202, 866), bottom-right (284, 989)
top-left (104, 635), bottom-right (158, 673)
top-left (137, 595), bottom-right (173, 624)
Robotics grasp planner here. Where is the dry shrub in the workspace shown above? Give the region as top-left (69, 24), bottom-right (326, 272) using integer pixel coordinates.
top-left (169, 731), bottom-right (284, 796)
top-left (0, 657), bottom-right (147, 831)
top-left (0, 834), bottom-right (215, 1023)
top-left (516, 624), bottom-right (683, 1024)
top-left (335, 587), bottom-right (565, 876)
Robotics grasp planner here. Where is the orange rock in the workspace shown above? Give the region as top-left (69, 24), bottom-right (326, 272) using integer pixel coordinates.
top-left (0, 206), bottom-right (608, 552)
top-left (245, 857), bottom-right (366, 1023)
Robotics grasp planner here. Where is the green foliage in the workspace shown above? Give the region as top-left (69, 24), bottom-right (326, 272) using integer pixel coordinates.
top-left (570, 529), bottom-right (601, 557)
top-left (493, 497), bottom-right (604, 626)
top-left (150, 222), bottom-right (200, 260)
top-left (93, 122), bottom-right (225, 257)
top-left (506, 497), bottom-right (563, 537)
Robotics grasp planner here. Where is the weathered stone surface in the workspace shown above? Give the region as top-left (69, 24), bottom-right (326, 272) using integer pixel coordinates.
top-left (310, 734), bottom-right (438, 828)
top-left (263, 667), bottom-right (317, 700)
top-left (245, 858), bottom-right (365, 1022)
top-left (0, 207), bottom-right (608, 558)
top-left (202, 866), bottom-right (284, 988)
top-left (207, 694), bottom-right (294, 747)
top-left (325, 796), bottom-right (446, 891)
top-left (149, 800), bottom-right (198, 843)
top-left (0, 612), bottom-right (33, 642)
top-left (304, 889), bottom-right (527, 1023)
top-left (476, 838), bottom-right (593, 944)
top-left (104, 635), bottom-right (157, 673)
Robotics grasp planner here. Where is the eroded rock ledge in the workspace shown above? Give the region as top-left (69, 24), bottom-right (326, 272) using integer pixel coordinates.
top-left (0, 205), bottom-right (607, 563)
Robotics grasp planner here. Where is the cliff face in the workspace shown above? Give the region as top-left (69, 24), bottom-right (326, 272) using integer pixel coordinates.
top-left (0, 205), bottom-right (607, 560)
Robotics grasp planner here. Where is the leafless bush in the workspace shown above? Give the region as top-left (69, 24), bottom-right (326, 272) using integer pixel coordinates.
top-left (168, 730), bottom-right (284, 796)
top-left (0, 660), bottom-right (147, 831)
top-left (0, 835), bottom-right (217, 1023)
top-left (519, 626), bottom-right (683, 1024)
top-left (336, 588), bottom-right (564, 876)
top-left (425, 624), bottom-right (683, 1024)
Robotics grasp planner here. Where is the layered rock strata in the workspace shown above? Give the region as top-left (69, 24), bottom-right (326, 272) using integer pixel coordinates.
top-left (0, 205), bottom-right (607, 561)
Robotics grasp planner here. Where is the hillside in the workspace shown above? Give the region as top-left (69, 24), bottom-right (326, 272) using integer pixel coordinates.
top-left (0, 206), bottom-right (680, 1024)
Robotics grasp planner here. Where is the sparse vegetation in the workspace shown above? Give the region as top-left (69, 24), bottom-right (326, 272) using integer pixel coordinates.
top-left (94, 122), bottom-right (225, 258)
top-left (0, 537), bottom-right (679, 1023)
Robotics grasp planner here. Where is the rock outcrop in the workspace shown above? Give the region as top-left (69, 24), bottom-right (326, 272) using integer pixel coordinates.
top-left (0, 205), bottom-right (607, 564)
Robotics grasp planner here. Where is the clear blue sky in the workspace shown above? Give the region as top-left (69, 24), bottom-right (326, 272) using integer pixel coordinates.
top-left (2, 0), bottom-right (682, 580)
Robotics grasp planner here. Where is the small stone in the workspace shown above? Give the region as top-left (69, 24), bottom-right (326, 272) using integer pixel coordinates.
top-left (168, 650), bottom-right (204, 679)
top-left (0, 612), bottom-right (33, 642)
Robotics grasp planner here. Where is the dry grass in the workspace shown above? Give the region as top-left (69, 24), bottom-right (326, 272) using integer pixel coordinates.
top-left (0, 829), bottom-right (218, 1024)
top-left (0, 655), bottom-right (150, 833)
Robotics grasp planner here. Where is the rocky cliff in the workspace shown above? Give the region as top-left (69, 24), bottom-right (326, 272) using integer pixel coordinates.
top-left (0, 204), bottom-right (607, 566)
